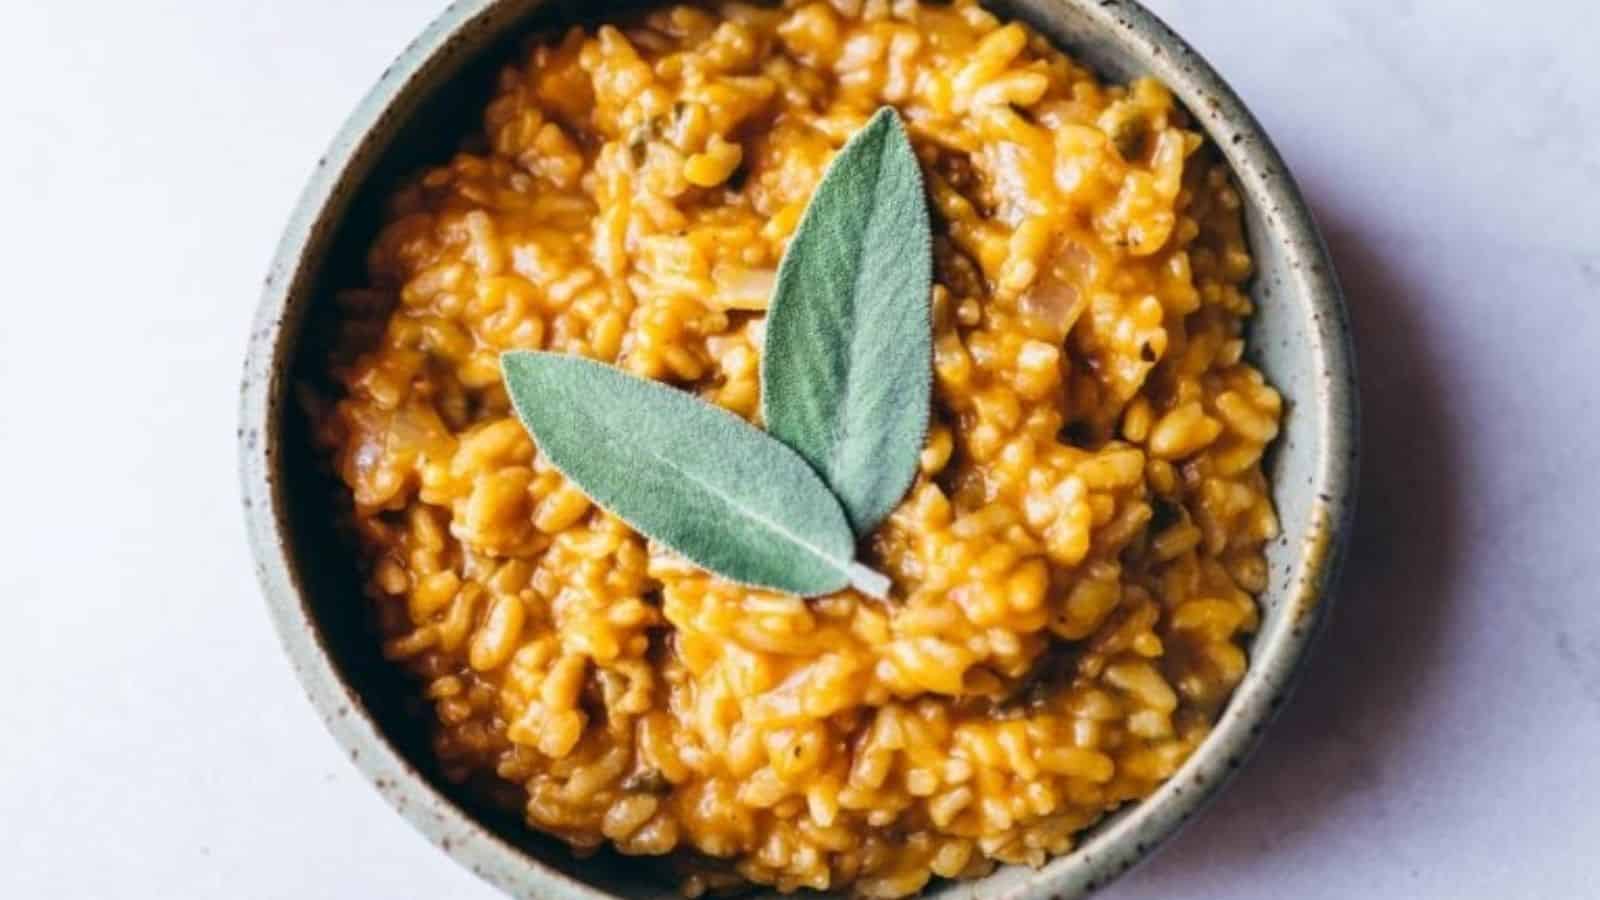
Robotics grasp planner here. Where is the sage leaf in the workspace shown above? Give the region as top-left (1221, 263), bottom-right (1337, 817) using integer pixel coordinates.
top-left (761, 106), bottom-right (933, 538)
top-left (500, 352), bottom-right (890, 599)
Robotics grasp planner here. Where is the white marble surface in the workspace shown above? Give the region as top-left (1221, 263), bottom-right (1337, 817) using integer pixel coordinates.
top-left (3, 1), bottom-right (1597, 897)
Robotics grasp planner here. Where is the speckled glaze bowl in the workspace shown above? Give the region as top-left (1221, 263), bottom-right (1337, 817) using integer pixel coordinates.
top-left (239, 1), bottom-right (1357, 896)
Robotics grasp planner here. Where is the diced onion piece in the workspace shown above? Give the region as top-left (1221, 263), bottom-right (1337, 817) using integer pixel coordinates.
top-left (710, 265), bottom-right (777, 310)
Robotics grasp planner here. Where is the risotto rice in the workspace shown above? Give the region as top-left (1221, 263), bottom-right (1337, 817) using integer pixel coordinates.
top-left (312, 1), bottom-right (1282, 895)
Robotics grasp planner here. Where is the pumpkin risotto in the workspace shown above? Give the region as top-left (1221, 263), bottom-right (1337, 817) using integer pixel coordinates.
top-left (313, 1), bottom-right (1282, 895)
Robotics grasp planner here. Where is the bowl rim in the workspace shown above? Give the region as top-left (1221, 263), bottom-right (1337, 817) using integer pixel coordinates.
top-left (238, 1), bottom-right (1358, 897)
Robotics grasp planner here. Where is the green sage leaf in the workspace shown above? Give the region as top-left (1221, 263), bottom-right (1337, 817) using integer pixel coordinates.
top-left (761, 106), bottom-right (933, 538)
top-left (500, 352), bottom-right (890, 598)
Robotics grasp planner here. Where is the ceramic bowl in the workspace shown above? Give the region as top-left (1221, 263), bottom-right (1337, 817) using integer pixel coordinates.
top-left (239, 1), bottom-right (1358, 896)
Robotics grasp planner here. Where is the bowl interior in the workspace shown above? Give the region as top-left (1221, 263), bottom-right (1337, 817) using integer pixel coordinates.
top-left (252, 1), bottom-right (1354, 898)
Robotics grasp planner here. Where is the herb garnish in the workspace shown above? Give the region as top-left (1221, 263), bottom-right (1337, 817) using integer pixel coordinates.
top-left (500, 107), bottom-right (931, 598)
